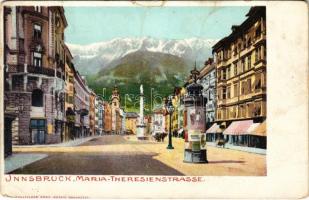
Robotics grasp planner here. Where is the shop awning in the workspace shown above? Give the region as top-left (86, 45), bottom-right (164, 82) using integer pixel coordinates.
top-left (206, 123), bottom-right (223, 134)
top-left (246, 123), bottom-right (260, 134)
top-left (206, 123), bottom-right (217, 133)
top-left (223, 120), bottom-right (253, 135)
top-left (250, 121), bottom-right (266, 136)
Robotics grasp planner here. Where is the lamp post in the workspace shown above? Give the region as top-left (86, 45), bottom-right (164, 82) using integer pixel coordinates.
top-left (165, 96), bottom-right (174, 149)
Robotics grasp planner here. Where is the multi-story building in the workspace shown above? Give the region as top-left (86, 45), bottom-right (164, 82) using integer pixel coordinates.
top-left (197, 58), bottom-right (216, 129)
top-left (89, 91), bottom-right (96, 136)
top-left (95, 97), bottom-right (104, 135)
top-left (4, 6), bottom-right (67, 144)
top-left (212, 6), bottom-right (266, 149)
top-left (63, 44), bottom-right (75, 141)
top-left (151, 108), bottom-right (165, 136)
top-left (103, 101), bottom-right (112, 134)
top-left (125, 112), bottom-right (139, 134)
top-left (73, 72), bottom-right (90, 138)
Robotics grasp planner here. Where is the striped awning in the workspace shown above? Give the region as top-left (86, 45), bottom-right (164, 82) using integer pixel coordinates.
top-left (246, 123), bottom-right (260, 134)
top-left (223, 120), bottom-right (253, 135)
top-left (206, 123), bottom-right (223, 134)
top-left (250, 121), bottom-right (266, 136)
top-left (206, 123), bottom-right (218, 133)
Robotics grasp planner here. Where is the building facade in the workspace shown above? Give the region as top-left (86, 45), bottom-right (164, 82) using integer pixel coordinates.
top-left (4, 6), bottom-right (67, 144)
top-left (64, 44), bottom-right (75, 141)
top-left (197, 58), bottom-right (216, 130)
top-left (151, 108), bottom-right (165, 136)
top-left (95, 97), bottom-right (104, 135)
top-left (125, 112), bottom-right (139, 134)
top-left (73, 72), bottom-right (90, 138)
top-left (103, 101), bottom-right (112, 134)
top-left (89, 91), bottom-right (96, 136)
top-left (212, 6), bottom-right (266, 148)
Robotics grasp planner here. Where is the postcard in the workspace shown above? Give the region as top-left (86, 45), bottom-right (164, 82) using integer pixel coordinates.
top-left (0, 1), bottom-right (308, 199)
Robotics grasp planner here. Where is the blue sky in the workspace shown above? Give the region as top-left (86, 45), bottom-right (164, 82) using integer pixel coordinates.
top-left (64, 6), bottom-right (250, 45)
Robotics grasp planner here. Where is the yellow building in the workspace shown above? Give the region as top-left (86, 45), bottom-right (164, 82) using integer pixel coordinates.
top-left (125, 112), bottom-right (139, 134)
top-left (64, 45), bottom-right (75, 141)
top-left (89, 91), bottom-right (96, 136)
top-left (212, 6), bottom-right (266, 149)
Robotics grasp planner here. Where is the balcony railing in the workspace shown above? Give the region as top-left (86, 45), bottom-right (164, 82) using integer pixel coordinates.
top-left (28, 65), bottom-right (54, 77)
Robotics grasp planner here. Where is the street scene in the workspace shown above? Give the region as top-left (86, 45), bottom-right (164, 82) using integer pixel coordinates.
top-left (9, 135), bottom-right (265, 176)
top-left (3, 5), bottom-right (266, 176)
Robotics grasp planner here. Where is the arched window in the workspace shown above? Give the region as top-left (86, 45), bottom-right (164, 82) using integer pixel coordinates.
top-left (32, 89), bottom-right (43, 107)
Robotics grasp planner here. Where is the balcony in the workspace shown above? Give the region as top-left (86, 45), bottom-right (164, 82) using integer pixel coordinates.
top-left (253, 33), bottom-right (266, 46)
top-left (28, 65), bottom-right (54, 77)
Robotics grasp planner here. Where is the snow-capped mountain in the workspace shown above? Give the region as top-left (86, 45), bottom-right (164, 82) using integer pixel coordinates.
top-left (67, 37), bottom-right (218, 75)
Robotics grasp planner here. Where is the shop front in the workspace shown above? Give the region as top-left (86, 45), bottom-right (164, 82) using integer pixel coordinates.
top-left (223, 120), bottom-right (266, 149)
top-left (30, 118), bottom-right (46, 144)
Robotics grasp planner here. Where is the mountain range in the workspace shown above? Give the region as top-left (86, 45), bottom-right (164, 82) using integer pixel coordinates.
top-left (67, 37), bottom-right (218, 112)
top-left (67, 37), bottom-right (218, 75)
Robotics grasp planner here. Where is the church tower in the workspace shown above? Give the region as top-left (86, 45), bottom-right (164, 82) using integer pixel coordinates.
top-left (111, 85), bottom-right (120, 133)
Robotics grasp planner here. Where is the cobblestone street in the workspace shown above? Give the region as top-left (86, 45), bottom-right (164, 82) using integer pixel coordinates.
top-left (9, 135), bottom-right (266, 176)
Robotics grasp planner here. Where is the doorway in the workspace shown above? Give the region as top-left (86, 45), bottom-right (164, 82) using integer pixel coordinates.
top-left (30, 119), bottom-right (46, 144)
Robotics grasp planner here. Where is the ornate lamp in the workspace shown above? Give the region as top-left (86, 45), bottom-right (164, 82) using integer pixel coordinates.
top-left (165, 96), bottom-right (175, 149)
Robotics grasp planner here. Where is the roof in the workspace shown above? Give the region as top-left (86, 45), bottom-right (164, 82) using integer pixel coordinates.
top-left (199, 58), bottom-right (215, 78)
top-left (126, 112), bottom-right (139, 118)
top-left (64, 44), bottom-right (73, 60)
top-left (212, 6), bottom-right (266, 53)
top-left (153, 108), bottom-right (165, 114)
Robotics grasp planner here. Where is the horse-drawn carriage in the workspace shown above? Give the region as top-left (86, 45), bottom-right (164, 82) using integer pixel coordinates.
top-left (153, 132), bottom-right (167, 142)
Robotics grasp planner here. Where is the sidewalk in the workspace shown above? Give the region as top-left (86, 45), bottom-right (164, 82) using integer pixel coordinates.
top-left (6, 136), bottom-right (100, 173)
top-left (13, 135), bottom-right (100, 148)
top-left (207, 142), bottom-right (266, 155)
top-left (5, 153), bottom-right (48, 173)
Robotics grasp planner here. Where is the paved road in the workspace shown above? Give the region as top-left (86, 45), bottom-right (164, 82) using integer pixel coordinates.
top-left (10, 135), bottom-right (266, 176)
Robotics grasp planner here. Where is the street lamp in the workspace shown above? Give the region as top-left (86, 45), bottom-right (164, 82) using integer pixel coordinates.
top-left (165, 96), bottom-right (175, 149)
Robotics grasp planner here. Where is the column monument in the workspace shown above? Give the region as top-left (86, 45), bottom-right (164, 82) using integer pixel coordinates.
top-left (137, 85), bottom-right (146, 140)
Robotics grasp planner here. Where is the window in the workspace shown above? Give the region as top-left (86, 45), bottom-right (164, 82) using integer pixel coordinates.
top-left (247, 37), bottom-right (251, 47)
top-left (34, 6), bottom-right (42, 13)
top-left (68, 95), bottom-right (73, 104)
top-left (222, 87), bottom-right (226, 99)
top-left (226, 66), bottom-right (230, 79)
top-left (240, 105), bottom-right (246, 118)
top-left (69, 75), bottom-right (74, 83)
top-left (255, 73), bottom-right (262, 90)
top-left (241, 59), bottom-right (245, 72)
top-left (247, 79), bottom-right (251, 93)
top-left (255, 46), bottom-right (262, 62)
top-left (30, 119), bottom-right (45, 129)
top-left (256, 25), bottom-right (261, 38)
top-left (234, 63), bottom-right (238, 76)
top-left (222, 69), bottom-right (226, 80)
top-left (234, 45), bottom-right (237, 55)
top-left (241, 81), bottom-right (246, 95)
top-left (33, 51), bottom-right (42, 67)
top-left (234, 83), bottom-right (238, 97)
top-left (32, 89), bottom-right (43, 107)
top-left (248, 54), bottom-right (252, 69)
top-left (33, 24), bottom-right (42, 40)
top-left (227, 87), bottom-right (231, 99)
top-left (254, 102), bottom-right (262, 116)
